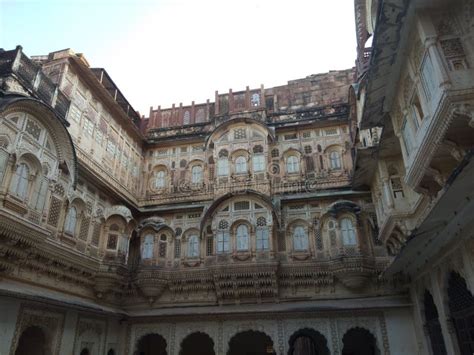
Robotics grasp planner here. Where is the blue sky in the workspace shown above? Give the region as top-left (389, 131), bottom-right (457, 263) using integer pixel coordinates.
top-left (1, 0), bottom-right (357, 115)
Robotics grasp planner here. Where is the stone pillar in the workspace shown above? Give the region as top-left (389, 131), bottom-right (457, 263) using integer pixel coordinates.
top-left (409, 286), bottom-right (431, 355)
top-left (430, 273), bottom-right (461, 354)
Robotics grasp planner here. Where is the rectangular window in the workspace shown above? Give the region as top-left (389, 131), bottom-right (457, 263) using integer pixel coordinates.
top-left (69, 104), bottom-right (82, 122)
top-left (106, 140), bottom-right (116, 156)
top-left (32, 177), bottom-right (48, 212)
top-left (217, 159), bottom-right (229, 176)
top-left (95, 130), bottom-right (103, 145)
top-left (302, 131), bottom-right (311, 138)
top-left (83, 118), bottom-right (94, 136)
top-left (252, 154), bottom-right (265, 172)
top-left (107, 234), bottom-right (118, 249)
top-left (256, 228), bottom-right (269, 251)
top-left (234, 201), bottom-right (250, 210)
top-left (216, 231), bottom-right (230, 253)
top-left (142, 235), bottom-right (154, 259)
top-left (122, 154), bottom-right (129, 168)
top-left (283, 133), bottom-right (297, 140)
top-left (324, 128), bottom-right (338, 136)
top-left (206, 237), bottom-right (213, 256)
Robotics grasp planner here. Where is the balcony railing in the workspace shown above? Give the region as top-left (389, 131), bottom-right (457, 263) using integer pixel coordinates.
top-left (0, 46), bottom-right (71, 124)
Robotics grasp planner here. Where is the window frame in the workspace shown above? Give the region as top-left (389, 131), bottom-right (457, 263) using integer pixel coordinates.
top-left (293, 225), bottom-right (309, 251)
top-left (64, 206), bottom-right (78, 236)
top-left (252, 154), bottom-right (265, 172)
top-left (187, 234), bottom-right (199, 258)
top-left (191, 165), bottom-right (203, 184)
top-left (286, 155), bottom-right (300, 174)
top-left (329, 151), bottom-right (342, 170)
top-left (142, 234), bottom-right (154, 259)
top-left (235, 156), bottom-right (248, 174)
top-left (236, 224), bottom-right (250, 251)
top-left (340, 217), bottom-right (357, 246)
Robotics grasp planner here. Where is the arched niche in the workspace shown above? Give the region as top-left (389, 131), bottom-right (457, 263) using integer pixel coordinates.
top-left (341, 327), bottom-right (380, 355)
top-left (227, 330), bottom-right (275, 355)
top-left (287, 328), bottom-right (330, 355)
top-left (136, 333), bottom-right (167, 355)
top-left (179, 331), bottom-right (215, 355)
top-left (14, 326), bottom-right (49, 355)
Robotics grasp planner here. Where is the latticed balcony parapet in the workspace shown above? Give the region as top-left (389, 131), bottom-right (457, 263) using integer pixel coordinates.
top-left (0, 46), bottom-right (71, 123)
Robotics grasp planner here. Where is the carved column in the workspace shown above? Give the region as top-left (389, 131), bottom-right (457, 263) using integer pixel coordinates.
top-left (217, 320), bottom-right (224, 355)
top-left (277, 319), bottom-right (285, 355)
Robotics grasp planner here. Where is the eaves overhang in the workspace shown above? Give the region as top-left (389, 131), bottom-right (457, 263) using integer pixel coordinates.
top-left (385, 149), bottom-right (474, 277)
top-left (360, 0), bottom-right (411, 129)
top-left (352, 145), bottom-right (379, 189)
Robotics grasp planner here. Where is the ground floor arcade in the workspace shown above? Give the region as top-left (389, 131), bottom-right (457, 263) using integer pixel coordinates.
top-left (0, 291), bottom-right (419, 355)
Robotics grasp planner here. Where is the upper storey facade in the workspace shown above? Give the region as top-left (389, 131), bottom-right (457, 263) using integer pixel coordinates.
top-left (33, 49), bottom-right (144, 205)
top-left (0, 46), bottom-right (392, 310)
top-left (142, 70), bottom-right (356, 205)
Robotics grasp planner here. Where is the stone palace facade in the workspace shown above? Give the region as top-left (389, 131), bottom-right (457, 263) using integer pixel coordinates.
top-left (0, 0), bottom-right (473, 354)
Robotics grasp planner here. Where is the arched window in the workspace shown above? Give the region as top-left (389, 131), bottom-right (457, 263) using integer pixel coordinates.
top-left (235, 156), bottom-right (247, 174)
top-left (187, 235), bottom-right (199, 257)
top-left (340, 218), bottom-right (356, 245)
top-left (64, 206), bottom-right (77, 235)
top-left (256, 217), bottom-right (269, 251)
top-left (329, 151), bottom-right (342, 169)
top-left (155, 171), bottom-right (165, 188)
top-left (236, 224), bottom-right (249, 251)
top-left (217, 158), bottom-right (229, 176)
top-left (10, 163), bottom-right (30, 199)
top-left (142, 234), bottom-right (154, 259)
top-left (293, 226), bottom-right (308, 251)
top-left (286, 155), bottom-right (299, 173)
top-left (191, 165), bottom-right (203, 184)
top-left (217, 220), bottom-right (230, 253)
